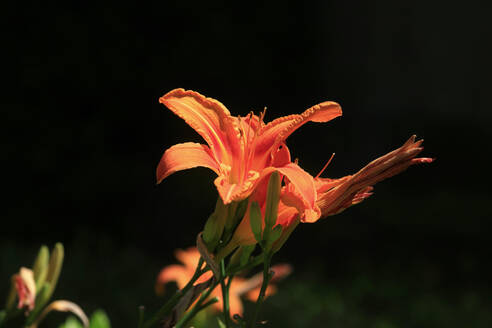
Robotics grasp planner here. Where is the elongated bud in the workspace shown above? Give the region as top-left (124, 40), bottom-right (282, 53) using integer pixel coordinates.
top-left (26, 282), bottom-right (52, 323)
top-left (32, 245), bottom-right (49, 289)
top-left (266, 225), bottom-right (283, 250)
top-left (45, 243), bottom-right (64, 300)
top-left (203, 198), bottom-right (228, 251)
top-left (249, 202), bottom-right (263, 243)
top-left (231, 198), bottom-right (249, 227)
top-left (272, 218), bottom-right (300, 253)
top-left (228, 245), bottom-right (256, 269)
top-left (203, 212), bottom-right (221, 251)
top-left (264, 171), bottom-right (281, 230)
top-left (223, 198), bottom-right (249, 243)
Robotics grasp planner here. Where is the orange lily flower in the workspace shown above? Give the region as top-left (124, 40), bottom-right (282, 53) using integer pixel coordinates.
top-left (156, 247), bottom-right (292, 316)
top-left (155, 247), bottom-right (213, 295)
top-left (277, 135), bottom-right (434, 226)
top-left (156, 88), bottom-right (342, 214)
top-left (230, 136), bottom-right (432, 245)
top-left (214, 263), bottom-right (291, 316)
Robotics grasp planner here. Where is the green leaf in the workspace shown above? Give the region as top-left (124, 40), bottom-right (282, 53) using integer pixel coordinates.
top-left (90, 309), bottom-right (111, 328)
top-left (58, 316), bottom-right (83, 328)
top-left (32, 245), bottom-right (50, 289)
top-left (0, 310), bottom-right (6, 325)
top-left (217, 317), bottom-right (227, 328)
top-left (264, 171), bottom-right (281, 230)
top-left (249, 202), bottom-right (263, 243)
top-left (45, 243), bottom-right (64, 299)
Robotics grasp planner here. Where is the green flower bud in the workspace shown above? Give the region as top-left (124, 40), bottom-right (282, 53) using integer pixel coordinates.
top-left (264, 171), bottom-right (281, 230)
top-left (32, 245), bottom-right (49, 289)
top-left (45, 243), bottom-right (64, 300)
top-left (266, 225), bottom-right (283, 250)
top-left (272, 218), bottom-right (300, 253)
top-left (25, 282), bottom-right (52, 324)
top-left (249, 201), bottom-right (263, 243)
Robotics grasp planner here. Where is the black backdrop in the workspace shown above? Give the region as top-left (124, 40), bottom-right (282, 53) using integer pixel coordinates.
top-left (3, 1), bottom-right (490, 327)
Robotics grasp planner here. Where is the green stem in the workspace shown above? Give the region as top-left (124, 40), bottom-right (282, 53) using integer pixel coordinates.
top-left (227, 254), bottom-right (264, 276)
top-left (137, 306), bottom-right (145, 328)
top-left (175, 280), bottom-right (220, 328)
top-left (220, 260), bottom-right (232, 328)
top-left (143, 258), bottom-right (205, 328)
top-left (248, 253), bottom-right (272, 328)
top-left (216, 239), bottom-right (239, 262)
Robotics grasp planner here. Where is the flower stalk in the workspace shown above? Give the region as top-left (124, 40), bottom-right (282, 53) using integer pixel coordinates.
top-left (249, 253), bottom-right (273, 328)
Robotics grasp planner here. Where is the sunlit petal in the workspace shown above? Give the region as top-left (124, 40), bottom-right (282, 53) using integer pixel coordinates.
top-left (156, 142), bottom-right (219, 184)
top-left (277, 163), bottom-right (319, 222)
top-left (316, 136), bottom-right (433, 218)
top-left (257, 101), bottom-right (342, 156)
top-left (160, 88), bottom-right (238, 163)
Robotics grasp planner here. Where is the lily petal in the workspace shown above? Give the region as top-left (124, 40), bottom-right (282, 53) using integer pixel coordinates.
top-left (277, 163), bottom-right (319, 223)
top-left (214, 170), bottom-right (260, 204)
top-left (175, 247), bottom-right (201, 270)
top-left (156, 142), bottom-right (219, 184)
top-left (257, 101), bottom-right (342, 157)
top-left (159, 88), bottom-right (238, 163)
top-left (156, 265), bottom-right (189, 290)
top-left (316, 135), bottom-right (433, 217)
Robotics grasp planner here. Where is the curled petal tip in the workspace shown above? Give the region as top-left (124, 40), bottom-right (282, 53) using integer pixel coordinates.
top-left (413, 157), bottom-right (434, 164)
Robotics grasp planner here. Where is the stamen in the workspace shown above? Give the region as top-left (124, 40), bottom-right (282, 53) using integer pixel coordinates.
top-left (237, 115), bottom-right (244, 138)
top-left (245, 112), bottom-right (254, 143)
top-left (315, 153), bottom-right (335, 179)
top-left (246, 111), bottom-right (260, 173)
top-left (260, 107), bottom-right (267, 124)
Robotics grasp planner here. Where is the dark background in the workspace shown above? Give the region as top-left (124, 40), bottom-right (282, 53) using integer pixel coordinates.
top-left (3, 1), bottom-right (490, 327)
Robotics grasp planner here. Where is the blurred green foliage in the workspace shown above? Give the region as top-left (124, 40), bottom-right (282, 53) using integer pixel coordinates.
top-left (58, 310), bottom-right (111, 328)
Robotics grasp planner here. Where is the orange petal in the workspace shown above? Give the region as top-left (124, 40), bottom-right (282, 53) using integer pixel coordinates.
top-left (270, 143), bottom-right (291, 167)
top-left (214, 170), bottom-right (260, 204)
top-left (277, 163), bottom-right (320, 223)
top-left (276, 204), bottom-right (299, 227)
top-left (156, 142), bottom-right (219, 184)
top-left (245, 285), bottom-right (277, 301)
top-left (269, 263), bottom-right (293, 283)
top-left (257, 101), bottom-right (342, 156)
top-left (228, 293), bottom-right (244, 317)
top-left (159, 89), bottom-right (238, 164)
top-left (174, 247), bottom-right (201, 270)
top-left (155, 265), bottom-right (188, 292)
top-left (316, 136), bottom-right (433, 217)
